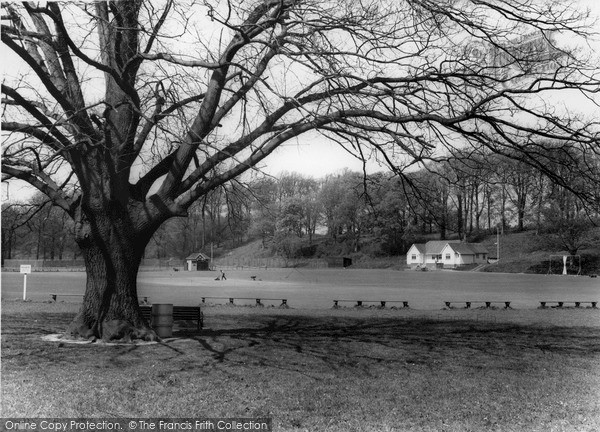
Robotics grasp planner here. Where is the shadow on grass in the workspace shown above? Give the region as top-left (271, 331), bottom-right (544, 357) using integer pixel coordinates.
top-left (4, 310), bottom-right (600, 362)
top-left (3, 306), bottom-right (600, 430)
top-left (173, 314), bottom-right (600, 372)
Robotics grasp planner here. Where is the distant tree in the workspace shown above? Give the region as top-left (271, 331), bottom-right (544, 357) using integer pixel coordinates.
top-left (272, 199), bottom-right (304, 259)
top-left (271, 230), bottom-right (302, 259)
top-left (223, 182), bottom-right (253, 247)
top-left (1, 203), bottom-right (29, 261)
top-left (276, 201), bottom-right (305, 238)
top-left (20, 194), bottom-right (76, 260)
top-left (531, 171), bottom-right (549, 234)
top-left (299, 194), bottom-right (322, 243)
top-left (540, 207), bottom-right (599, 256)
top-left (369, 175), bottom-right (412, 255)
top-left (248, 177), bottom-right (278, 247)
top-left (319, 171), bottom-right (368, 250)
top-left (336, 173), bottom-right (369, 252)
top-left (272, 173), bottom-right (320, 241)
top-left (201, 187), bottom-right (226, 248)
top-left (320, 174), bottom-right (347, 240)
top-left (494, 156), bottom-right (537, 232)
top-left (2, 0), bottom-right (598, 340)
top-left (402, 168), bottom-right (451, 238)
top-left (277, 173), bottom-right (316, 202)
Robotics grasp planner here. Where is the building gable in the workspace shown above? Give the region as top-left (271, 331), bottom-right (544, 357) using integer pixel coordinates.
top-left (406, 244), bottom-right (426, 265)
top-left (425, 240), bottom-right (460, 255)
top-left (444, 243), bottom-right (489, 256)
top-left (409, 244), bottom-right (426, 255)
top-left (185, 252), bottom-right (210, 261)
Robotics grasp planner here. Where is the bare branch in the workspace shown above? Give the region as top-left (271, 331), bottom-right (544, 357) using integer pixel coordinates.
top-left (1, 164), bottom-right (73, 215)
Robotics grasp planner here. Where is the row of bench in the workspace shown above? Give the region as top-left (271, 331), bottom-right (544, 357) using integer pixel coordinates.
top-left (200, 296), bottom-right (288, 307)
top-left (195, 298), bottom-right (597, 309)
top-left (196, 298), bottom-right (595, 309)
top-left (50, 293), bottom-right (150, 304)
top-left (48, 293), bottom-right (597, 310)
top-left (445, 301), bottom-right (512, 309)
top-left (333, 300), bottom-right (410, 308)
top-left (48, 293), bottom-right (289, 307)
top-left (539, 301), bottom-right (597, 309)
top-left (331, 300), bottom-right (509, 309)
top-left (444, 301), bottom-right (597, 309)
top-left (334, 300), bottom-right (598, 309)
top-left (44, 295), bottom-right (597, 337)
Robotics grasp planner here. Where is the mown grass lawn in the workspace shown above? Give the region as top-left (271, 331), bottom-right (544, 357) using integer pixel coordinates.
top-left (2, 302), bottom-right (600, 432)
top-left (2, 268), bottom-right (599, 310)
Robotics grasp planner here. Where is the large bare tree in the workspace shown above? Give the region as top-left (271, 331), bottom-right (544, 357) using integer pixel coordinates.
top-left (2, 0), bottom-right (599, 340)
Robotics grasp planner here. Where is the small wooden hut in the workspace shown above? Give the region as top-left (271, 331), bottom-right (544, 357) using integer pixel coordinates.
top-left (185, 252), bottom-right (210, 271)
top-left (326, 256), bottom-right (353, 268)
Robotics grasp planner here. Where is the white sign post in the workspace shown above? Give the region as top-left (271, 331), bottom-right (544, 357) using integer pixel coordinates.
top-left (20, 265), bottom-right (32, 300)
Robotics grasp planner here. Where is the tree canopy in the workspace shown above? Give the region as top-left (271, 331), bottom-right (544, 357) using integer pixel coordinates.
top-left (3, 0), bottom-right (599, 212)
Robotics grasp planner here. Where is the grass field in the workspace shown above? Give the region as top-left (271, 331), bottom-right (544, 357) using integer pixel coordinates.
top-left (2, 268), bottom-right (599, 309)
top-left (2, 269), bottom-right (600, 431)
top-left (2, 301), bottom-right (600, 431)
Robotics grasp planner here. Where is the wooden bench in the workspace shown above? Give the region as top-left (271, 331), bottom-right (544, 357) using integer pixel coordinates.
top-left (539, 301), bottom-right (597, 309)
top-left (253, 298), bottom-right (287, 307)
top-left (50, 294), bottom-right (150, 304)
top-left (444, 301), bottom-right (512, 309)
top-left (139, 305), bottom-right (203, 330)
top-left (50, 293), bottom-right (83, 302)
top-left (200, 296), bottom-right (288, 307)
top-left (333, 300), bottom-right (410, 309)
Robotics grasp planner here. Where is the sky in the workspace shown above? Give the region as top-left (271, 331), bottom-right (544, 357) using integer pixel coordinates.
top-left (241, 0), bottom-right (600, 180)
top-left (257, 136), bottom-right (386, 179)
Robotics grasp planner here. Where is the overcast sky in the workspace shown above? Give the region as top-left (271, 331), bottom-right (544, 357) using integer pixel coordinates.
top-left (258, 134), bottom-right (384, 179)
top-left (259, 0), bottom-right (600, 179)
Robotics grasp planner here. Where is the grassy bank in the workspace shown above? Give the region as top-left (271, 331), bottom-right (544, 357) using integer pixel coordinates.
top-left (2, 301), bottom-right (600, 431)
top-left (207, 230), bottom-right (600, 275)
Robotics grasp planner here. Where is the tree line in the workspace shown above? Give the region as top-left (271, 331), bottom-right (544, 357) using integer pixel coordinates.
top-left (5, 143), bottom-right (597, 263)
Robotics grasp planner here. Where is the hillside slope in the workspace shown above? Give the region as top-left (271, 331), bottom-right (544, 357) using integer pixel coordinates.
top-left (479, 230), bottom-right (599, 275)
top-left (218, 230), bottom-right (600, 275)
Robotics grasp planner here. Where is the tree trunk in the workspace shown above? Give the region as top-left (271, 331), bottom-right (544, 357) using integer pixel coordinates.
top-left (500, 187), bottom-right (508, 233)
top-left (462, 192), bottom-right (469, 238)
top-left (67, 207), bottom-right (157, 342)
top-left (457, 193), bottom-right (463, 240)
top-left (439, 189), bottom-right (448, 240)
top-left (36, 225), bottom-right (43, 259)
top-left (535, 176), bottom-right (545, 235)
top-left (517, 206), bottom-right (525, 232)
top-left (50, 235), bottom-right (56, 260)
top-left (468, 185), bottom-right (474, 234)
top-left (486, 186), bottom-right (492, 232)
